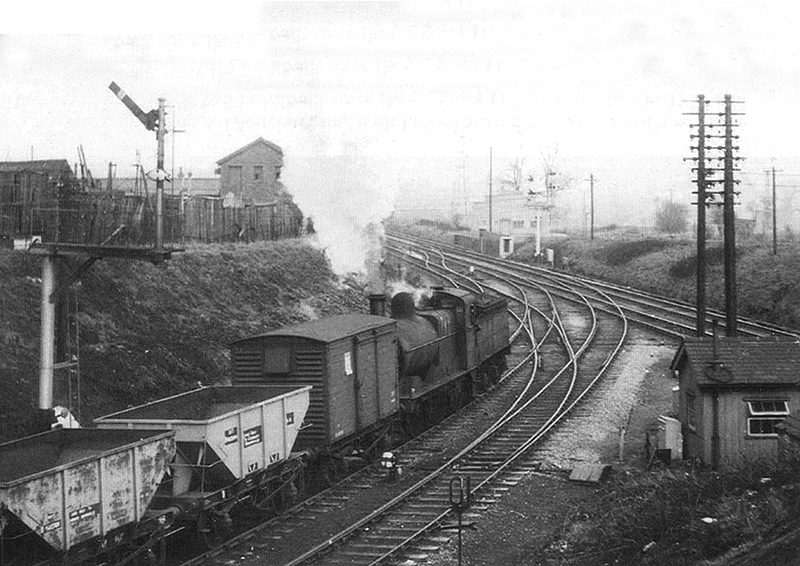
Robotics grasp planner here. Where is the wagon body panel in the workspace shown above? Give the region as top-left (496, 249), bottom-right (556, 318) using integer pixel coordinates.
top-left (94, 385), bottom-right (310, 481)
top-left (0, 428), bottom-right (174, 552)
top-left (230, 315), bottom-right (399, 453)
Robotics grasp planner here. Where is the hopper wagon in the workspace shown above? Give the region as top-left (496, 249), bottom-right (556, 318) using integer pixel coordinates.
top-left (94, 385), bottom-right (310, 547)
top-left (0, 428), bottom-right (175, 564)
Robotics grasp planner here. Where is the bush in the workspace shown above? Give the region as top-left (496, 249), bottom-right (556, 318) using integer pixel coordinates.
top-left (603, 239), bottom-right (670, 266)
top-left (655, 201), bottom-right (689, 234)
top-left (545, 461), bottom-right (800, 566)
top-left (668, 246), bottom-right (727, 278)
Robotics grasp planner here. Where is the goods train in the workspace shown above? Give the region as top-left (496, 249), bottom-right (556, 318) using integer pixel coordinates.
top-left (0, 286), bottom-right (509, 565)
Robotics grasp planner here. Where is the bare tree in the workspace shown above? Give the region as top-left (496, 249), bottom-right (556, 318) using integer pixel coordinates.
top-left (503, 156), bottom-right (528, 191)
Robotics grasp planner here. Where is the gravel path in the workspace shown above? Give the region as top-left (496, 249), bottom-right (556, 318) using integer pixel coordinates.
top-left (419, 332), bottom-right (679, 566)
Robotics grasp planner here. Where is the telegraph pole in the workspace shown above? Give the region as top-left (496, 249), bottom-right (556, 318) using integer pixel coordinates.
top-left (687, 94), bottom-right (743, 337)
top-left (722, 95), bottom-right (742, 336)
top-left (765, 165), bottom-right (781, 255)
top-left (169, 105), bottom-right (187, 196)
top-left (589, 173), bottom-right (595, 241)
top-left (156, 98), bottom-right (166, 250)
top-left (488, 147), bottom-right (493, 232)
top-left (694, 95), bottom-right (707, 337)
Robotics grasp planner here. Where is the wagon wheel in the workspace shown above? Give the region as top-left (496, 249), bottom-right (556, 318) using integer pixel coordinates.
top-left (197, 510), bottom-right (232, 549)
top-left (487, 364), bottom-right (501, 389)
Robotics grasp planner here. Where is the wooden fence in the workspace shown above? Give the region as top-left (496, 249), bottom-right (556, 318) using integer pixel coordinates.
top-left (1, 173), bottom-right (303, 247)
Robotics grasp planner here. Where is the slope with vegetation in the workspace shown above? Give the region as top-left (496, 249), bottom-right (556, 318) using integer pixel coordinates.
top-left (514, 235), bottom-right (800, 330)
top-left (0, 239), bottom-right (368, 443)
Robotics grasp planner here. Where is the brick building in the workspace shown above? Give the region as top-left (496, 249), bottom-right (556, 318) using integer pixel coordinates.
top-left (215, 138), bottom-right (284, 207)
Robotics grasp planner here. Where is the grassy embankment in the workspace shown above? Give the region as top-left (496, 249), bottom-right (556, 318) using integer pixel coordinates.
top-left (513, 234), bottom-right (800, 565)
top-left (0, 239), bottom-right (368, 443)
top-left (514, 235), bottom-right (800, 329)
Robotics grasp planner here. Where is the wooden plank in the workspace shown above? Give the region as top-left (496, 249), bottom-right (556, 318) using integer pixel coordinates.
top-left (569, 463), bottom-right (611, 484)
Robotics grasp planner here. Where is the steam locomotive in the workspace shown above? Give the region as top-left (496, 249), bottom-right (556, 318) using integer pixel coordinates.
top-left (229, 287), bottom-right (510, 460)
top-left (0, 287), bottom-right (509, 565)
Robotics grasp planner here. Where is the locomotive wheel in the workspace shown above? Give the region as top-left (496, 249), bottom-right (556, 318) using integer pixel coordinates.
top-left (197, 510), bottom-right (232, 549)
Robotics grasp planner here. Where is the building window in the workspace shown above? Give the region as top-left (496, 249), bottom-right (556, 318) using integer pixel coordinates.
top-left (254, 165), bottom-right (263, 180)
top-left (512, 220), bottom-right (525, 229)
top-left (747, 400), bottom-right (789, 436)
top-left (686, 391), bottom-right (697, 431)
top-left (530, 220), bottom-right (536, 229)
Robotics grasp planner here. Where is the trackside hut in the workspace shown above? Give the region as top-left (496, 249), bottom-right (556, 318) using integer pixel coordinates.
top-left (671, 336), bottom-right (800, 470)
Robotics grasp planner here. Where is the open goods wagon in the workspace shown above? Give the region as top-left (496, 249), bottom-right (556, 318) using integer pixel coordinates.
top-left (0, 428), bottom-right (175, 562)
top-left (93, 385), bottom-right (311, 543)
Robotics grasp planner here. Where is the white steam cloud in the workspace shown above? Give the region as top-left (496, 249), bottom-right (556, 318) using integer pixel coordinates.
top-left (285, 153), bottom-right (397, 291)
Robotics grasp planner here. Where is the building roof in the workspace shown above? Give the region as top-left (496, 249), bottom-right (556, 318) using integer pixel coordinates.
top-left (0, 159), bottom-right (73, 174)
top-left (671, 336), bottom-right (800, 388)
top-left (232, 314), bottom-right (395, 346)
top-left (216, 137), bottom-right (283, 165)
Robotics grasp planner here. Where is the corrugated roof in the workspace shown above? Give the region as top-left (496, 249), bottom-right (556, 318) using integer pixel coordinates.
top-left (234, 314), bottom-right (395, 345)
top-left (673, 336), bottom-right (800, 387)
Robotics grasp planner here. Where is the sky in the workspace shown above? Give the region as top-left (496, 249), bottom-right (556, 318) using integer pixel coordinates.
top-left (3, 1), bottom-right (800, 270)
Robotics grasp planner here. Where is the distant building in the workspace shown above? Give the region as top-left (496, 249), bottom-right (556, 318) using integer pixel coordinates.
top-left (671, 336), bottom-right (800, 470)
top-left (215, 137), bottom-right (284, 207)
top-left (468, 190), bottom-right (554, 237)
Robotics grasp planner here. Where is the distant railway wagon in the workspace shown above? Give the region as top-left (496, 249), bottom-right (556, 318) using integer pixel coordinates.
top-left (453, 231), bottom-right (514, 258)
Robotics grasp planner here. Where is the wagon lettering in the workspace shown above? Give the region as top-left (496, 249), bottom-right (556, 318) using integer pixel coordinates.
top-left (69, 504), bottom-right (99, 525)
top-left (224, 426), bottom-right (239, 445)
top-left (109, 507), bottom-right (130, 523)
top-left (243, 426), bottom-right (262, 447)
top-left (270, 452), bottom-right (280, 463)
top-left (43, 520), bottom-right (61, 533)
top-left (248, 462), bottom-right (259, 473)
top-left (286, 411), bottom-right (294, 425)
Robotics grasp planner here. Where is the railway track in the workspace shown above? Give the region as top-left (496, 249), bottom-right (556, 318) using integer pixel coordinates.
top-left (178, 268), bottom-right (538, 566)
top-left (181, 227), bottom-right (776, 566)
top-left (387, 231), bottom-right (800, 340)
top-left (177, 235), bottom-right (633, 566)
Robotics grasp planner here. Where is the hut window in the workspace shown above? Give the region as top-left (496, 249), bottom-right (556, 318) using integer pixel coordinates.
top-left (747, 400), bottom-right (789, 436)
